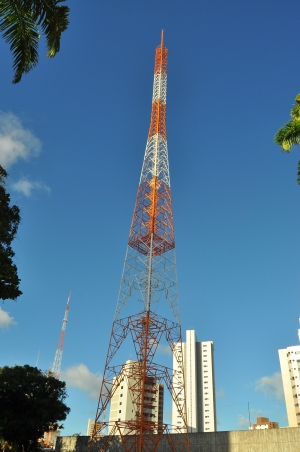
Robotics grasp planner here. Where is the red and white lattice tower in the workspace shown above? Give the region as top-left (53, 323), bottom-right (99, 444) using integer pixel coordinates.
top-left (50, 292), bottom-right (71, 379)
top-left (91, 32), bottom-right (189, 452)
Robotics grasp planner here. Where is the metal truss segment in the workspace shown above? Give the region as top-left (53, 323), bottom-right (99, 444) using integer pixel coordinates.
top-left (114, 246), bottom-right (180, 322)
top-left (140, 135), bottom-right (170, 187)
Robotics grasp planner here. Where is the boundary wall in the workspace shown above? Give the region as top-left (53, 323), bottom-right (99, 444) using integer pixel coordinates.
top-left (55, 428), bottom-right (300, 452)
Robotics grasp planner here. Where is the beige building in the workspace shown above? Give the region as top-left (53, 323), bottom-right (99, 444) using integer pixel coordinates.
top-left (172, 331), bottom-right (216, 433)
top-left (42, 429), bottom-right (60, 447)
top-left (279, 344), bottom-right (300, 427)
top-left (86, 418), bottom-right (101, 437)
top-left (108, 360), bottom-right (164, 434)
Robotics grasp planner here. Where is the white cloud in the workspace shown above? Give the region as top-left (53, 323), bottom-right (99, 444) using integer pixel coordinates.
top-left (11, 177), bottom-right (50, 197)
top-left (0, 308), bottom-right (17, 329)
top-left (255, 372), bottom-right (284, 400)
top-left (237, 414), bottom-right (251, 428)
top-left (157, 343), bottom-right (172, 355)
top-left (60, 364), bottom-right (102, 400)
top-left (216, 388), bottom-right (226, 398)
top-left (0, 111), bottom-right (41, 168)
top-left (238, 408), bottom-right (264, 428)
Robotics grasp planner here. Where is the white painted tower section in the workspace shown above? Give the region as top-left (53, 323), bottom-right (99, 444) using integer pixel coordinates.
top-left (172, 330), bottom-right (216, 433)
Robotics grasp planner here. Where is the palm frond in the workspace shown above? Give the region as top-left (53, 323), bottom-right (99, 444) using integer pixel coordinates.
top-left (291, 104), bottom-right (300, 120)
top-left (29, 0), bottom-right (69, 58)
top-left (0, 0), bottom-right (40, 83)
top-left (274, 119), bottom-right (300, 152)
top-left (297, 161), bottom-right (300, 186)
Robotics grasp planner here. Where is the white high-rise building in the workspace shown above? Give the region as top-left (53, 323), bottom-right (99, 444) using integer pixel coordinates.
top-left (172, 330), bottom-right (216, 433)
top-left (86, 418), bottom-right (101, 437)
top-left (108, 360), bottom-right (164, 434)
top-left (278, 321), bottom-right (300, 427)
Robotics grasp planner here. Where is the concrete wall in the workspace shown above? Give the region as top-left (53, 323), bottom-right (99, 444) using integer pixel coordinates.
top-left (56, 428), bottom-right (300, 452)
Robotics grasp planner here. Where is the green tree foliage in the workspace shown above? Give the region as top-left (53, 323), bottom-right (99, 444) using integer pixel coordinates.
top-left (0, 0), bottom-right (69, 83)
top-left (0, 165), bottom-right (22, 301)
top-left (0, 365), bottom-right (70, 452)
top-left (275, 94), bottom-right (300, 185)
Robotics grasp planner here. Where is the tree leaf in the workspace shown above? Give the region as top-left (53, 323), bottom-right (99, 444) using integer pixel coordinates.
top-left (0, 0), bottom-right (69, 83)
top-left (0, 0), bottom-right (39, 83)
top-left (274, 119), bottom-right (300, 152)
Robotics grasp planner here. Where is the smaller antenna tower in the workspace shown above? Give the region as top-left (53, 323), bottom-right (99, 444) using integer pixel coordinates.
top-left (50, 292), bottom-right (71, 379)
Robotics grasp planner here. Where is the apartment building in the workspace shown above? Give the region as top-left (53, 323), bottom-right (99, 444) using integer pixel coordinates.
top-left (279, 344), bottom-right (300, 427)
top-left (172, 330), bottom-right (216, 433)
top-left (86, 418), bottom-right (102, 437)
top-left (108, 360), bottom-right (164, 434)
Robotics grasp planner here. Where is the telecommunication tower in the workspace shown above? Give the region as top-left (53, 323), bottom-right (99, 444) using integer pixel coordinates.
top-left (50, 292), bottom-right (71, 379)
top-left (91, 32), bottom-right (189, 452)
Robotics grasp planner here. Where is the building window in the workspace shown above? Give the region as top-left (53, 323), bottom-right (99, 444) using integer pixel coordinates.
top-left (118, 418), bottom-right (121, 421)
top-left (120, 394), bottom-right (123, 397)
top-left (121, 386), bottom-right (123, 389)
top-left (119, 410), bottom-right (121, 413)
top-left (120, 402), bottom-right (122, 405)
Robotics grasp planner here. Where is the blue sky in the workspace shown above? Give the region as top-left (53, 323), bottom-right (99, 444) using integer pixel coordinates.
top-left (1, 0), bottom-right (300, 435)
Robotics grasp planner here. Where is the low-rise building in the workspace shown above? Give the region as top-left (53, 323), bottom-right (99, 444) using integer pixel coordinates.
top-left (252, 417), bottom-right (279, 429)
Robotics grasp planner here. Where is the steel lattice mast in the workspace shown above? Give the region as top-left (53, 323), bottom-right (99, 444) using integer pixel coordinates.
top-left (50, 292), bottom-right (71, 379)
top-left (115, 30), bottom-right (179, 323)
top-left (91, 32), bottom-right (189, 452)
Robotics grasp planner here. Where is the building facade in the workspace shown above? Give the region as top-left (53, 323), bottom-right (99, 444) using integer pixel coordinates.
top-left (279, 344), bottom-right (300, 427)
top-left (108, 360), bottom-right (164, 434)
top-left (86, 418), bottom-right (101, 437)
top-left (42, 429), bottom-right (60, 447)
top-left (252, 417), bottom-right (279, 430)
top-left (172, 330), bottom-right (216, 433)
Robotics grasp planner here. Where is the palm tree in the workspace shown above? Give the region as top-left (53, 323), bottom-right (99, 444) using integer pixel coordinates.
top-left (0, 0), bottom-right (69, 83)
top-left (275, 94), bottom-right (300, 185)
